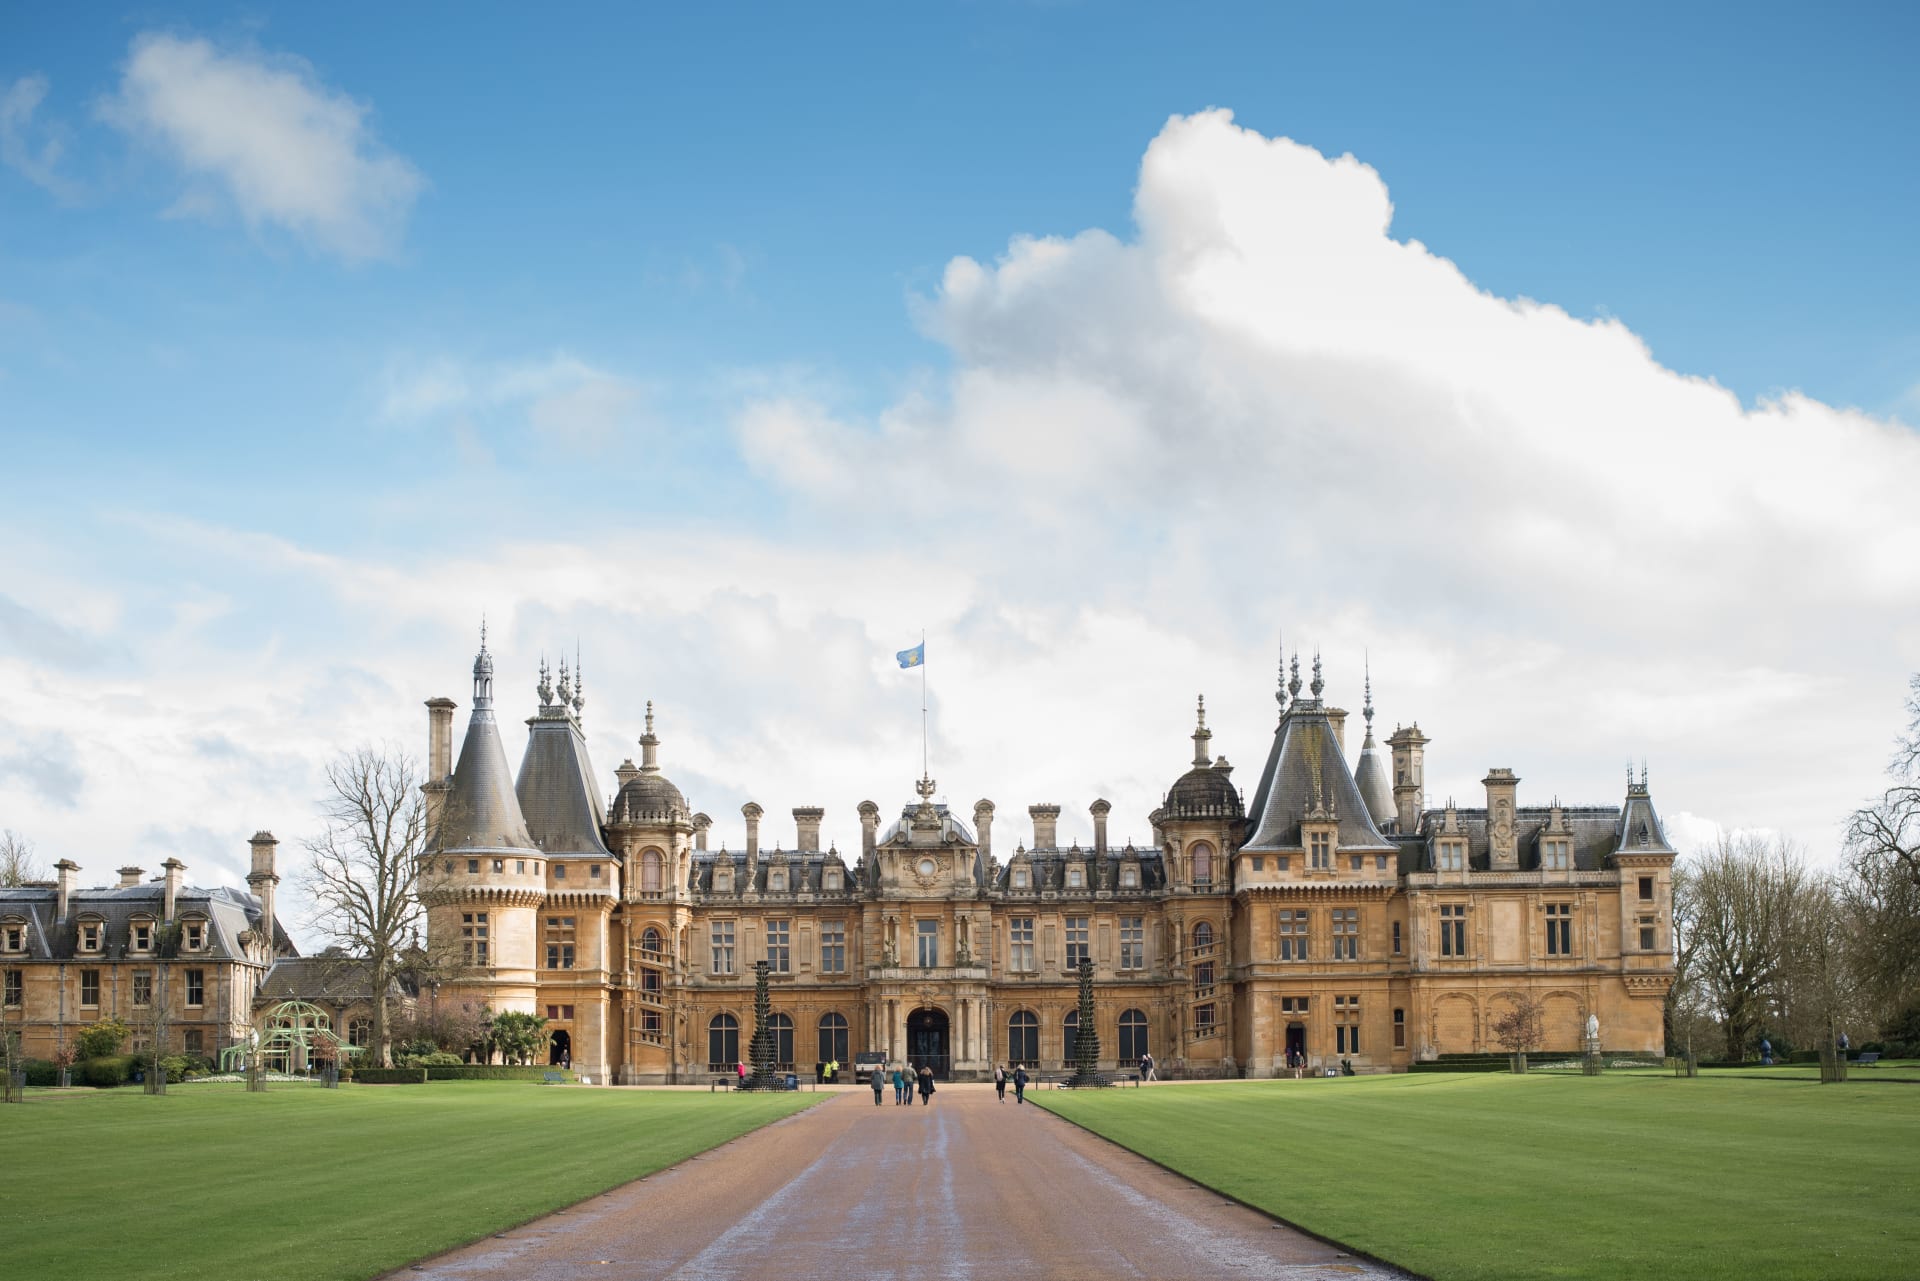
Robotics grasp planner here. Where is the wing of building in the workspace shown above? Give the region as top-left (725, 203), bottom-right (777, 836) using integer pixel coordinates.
top-left (416, 639), bottom-right (1677, 1083)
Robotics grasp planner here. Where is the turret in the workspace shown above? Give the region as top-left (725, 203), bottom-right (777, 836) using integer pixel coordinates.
top-left (1352, 660), bottom-right (1397, 828)
top-left (1387, 722), bottom-right (1429, 833)
top-left (247, 831), bottom-right (279, 947)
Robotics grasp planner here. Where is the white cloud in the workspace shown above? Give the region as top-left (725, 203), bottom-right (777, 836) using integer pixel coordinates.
top-left (379, 353), bottom-right (651, 453)
top-left (101, 33), bottom-right (423, 261)
top-left (0, 74), bottom-right (79, 199)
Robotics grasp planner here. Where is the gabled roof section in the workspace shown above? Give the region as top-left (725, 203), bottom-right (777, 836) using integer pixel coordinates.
top-left (517, 702), bottom-right (612, 858)
top-left (1241, 703), bottom-right (1396, 853)
top-left (435, 637), bottom-right (538, 854)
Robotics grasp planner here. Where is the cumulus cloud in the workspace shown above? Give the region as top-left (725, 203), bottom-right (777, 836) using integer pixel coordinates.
top-left (100, 33), bottom-right (423, 261)
top-left (379, 353), bottom-right (652, 453)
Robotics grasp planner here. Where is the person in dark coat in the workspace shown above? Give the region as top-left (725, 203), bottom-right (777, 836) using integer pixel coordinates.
top-left (917, 1064), bottom-right (936, 1105)
top-left (1013, 1063), bottom-right (1029, 1103)
top-left (871, 1065), bottom-right (886, 1105)
top-left (994, 1063), bottom-right (1007, 1102)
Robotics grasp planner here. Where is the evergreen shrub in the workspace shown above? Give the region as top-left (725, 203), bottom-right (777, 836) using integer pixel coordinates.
top-left (80, 1055), bottom-right (135, 1087)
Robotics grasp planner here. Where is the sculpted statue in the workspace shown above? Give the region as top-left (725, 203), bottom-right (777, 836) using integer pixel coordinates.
top-left (1585, 1013), bottom-right (1600, 1042)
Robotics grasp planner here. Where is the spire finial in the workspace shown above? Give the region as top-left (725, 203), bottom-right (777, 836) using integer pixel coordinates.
top-left (1191, 694), bottom-right (1213, 768)
top-left (1276, 631), bottom-right (1288, 712)
top-left (1363, 650), bottom-right (1374, 726)
top-left (1288, 650), bottom-right (1302, 700)
top-left (640, 699), bottom-right (660, 772)
top-left (572, 643), bottom-right (585, 714)
top-left (537, 654), bottom-right (554, 705)
top-left (472, 619), bottom-right (495, 709)
top-left (1310, 650), bottom-right (1324, 699)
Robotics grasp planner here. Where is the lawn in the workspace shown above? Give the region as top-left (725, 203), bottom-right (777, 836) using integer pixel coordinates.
top-left (1037, 1073), bottom-right (1920, 1281)
top-left (0, 1082), bottom-right (819, 1281)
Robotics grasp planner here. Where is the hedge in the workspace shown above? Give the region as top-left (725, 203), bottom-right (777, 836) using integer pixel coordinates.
top-left (352, 1068), bottom-right (428, 1084)
top-left (427, 1065), bottom-right (574, 1082)
top-left (80, 1055), bottom-right (135, 1088)
top-left (20, 1058), bottom-right (59, 1087)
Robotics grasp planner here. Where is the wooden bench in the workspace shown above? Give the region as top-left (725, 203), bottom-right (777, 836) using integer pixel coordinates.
top-left (1853, 1052), bottom-right (1881, 1067)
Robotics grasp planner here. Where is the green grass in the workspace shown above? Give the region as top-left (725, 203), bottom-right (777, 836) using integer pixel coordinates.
top-left (0, 1082), bottom-right (818, 1281)
top-left (1037, 1073), bottom-right (1920, 1281)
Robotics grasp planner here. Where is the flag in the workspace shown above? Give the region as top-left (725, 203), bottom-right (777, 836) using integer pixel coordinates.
top-left (896, 642), bottom-right (925, 669)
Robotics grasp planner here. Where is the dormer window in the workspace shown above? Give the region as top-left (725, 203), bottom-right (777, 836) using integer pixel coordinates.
top-left (769, 868), bottom-right (787, 892)
top-left (78, 919), bottom-right (103, 952)
top-left (1067, 866), bottom-right (1084, 889)
top-left (824, 866), bottom-right (843, 891)
top-left (714, 865), bottom-right (732, 893)
top-left (1012, 867), bottom-right (1029, 889)
top-left (1437, 841), bottom-right (1466, 873)
top-left (130, 919), bottom-right (154, 952)
top-left (1543, 840), bottom-right (1572, 871)
top-left (2, 919), bottom-right (25, 953)
top-left (1120, 865), bottom-right (1138, 889)
top-left (1308, 832), bottom-right (1332, 870)
top-left (183, 919), bottom-right (206, 951)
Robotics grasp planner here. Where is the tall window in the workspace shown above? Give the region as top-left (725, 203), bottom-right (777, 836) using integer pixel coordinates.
top-left (1545, 903), bottom-right (1572, 956)
top-left (2, 969), bottom-right (20, 1007)
top-left (1009, 1011), bottom-right (1039, 1065)
top-left (641, 848), bottom-right (664, 893)
top-left (640, 927), bottom-right (664, 958)
top-left (1065, 916), bottom-right (1090, 970)
top-left (1277, 910), bottom-right (1309, 961)
top-left (1190, 842), bottom-right (1214, 887)
top-left (132, 971), bottom-right (153, 1006)
top-left (1543, 839), bottom-right (1572, 871)
top-left (710, 920), bottom-right (736, 974)
top-left (1309, 831), bottom-right (1332, 870)
top-left (1392, 920), bottom-right (1403, 954)
top-left (1063, 1010), bottom-right (1079, 1063)
top-left (1191, 921), bottom-right (1215, 988)
top-left (545, 916), bottom-right (577, 969)
top-left (1009, 918), bottom-right (1036, 973)
top-left (1440, 904), bottom-right (1467, 958)
top-left (1119, 1008), bottom-right (1148, 1063)
top-left (1393, 1007), bottom-right (1406, 1049)
top-left (766, 919), bottom-right (791, 973)
top-left (1335, 994), bottom-right (1361, 1054)
top-left (462, 912), bottom-right (490, 966)
top-left (1332, 907), bottom-right (1359, 960)
top-left (767, 1012), bottom-right (794, 1068)
top-left (1193, 1003), bottom-right (1216, 1034)
top-left (185, 969), bottom-right (204, 1007)
top-left (1438, 841), bottom-right (1466, 872)
top-left (1639, 916), bottom-right (1657, 950)
top-left (348, 1018), bottom-right (371, 1048)
top-left (915, 920), bottom-right (939, 968)
top-left (820, 921), bottom-right (846, 973)
top-left (708, 1013), bottom-right (739, 1068)
top-left (1119, 916), bottom-right (1145, 970)
top-left (1639, 876), bottom-right (1655, 901)
top-left (81, 968), bottom-right (100, 1006)
top-left (818, 1012), bottom-right (849, 1065)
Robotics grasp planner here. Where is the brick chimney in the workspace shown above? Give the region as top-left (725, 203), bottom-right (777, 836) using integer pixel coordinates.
top-left (248, 831), bottom-right (279, 946)
top-left (118, 866), bottom-right (145, 889)
top-left (55, 859), bottom-right (79, 920)
top-left (793, 807), bottom-right (824, 853)
top-left (161, 858), bottom-right (186, 922)
top-left (1029, 804), bottom-right (1061, 850)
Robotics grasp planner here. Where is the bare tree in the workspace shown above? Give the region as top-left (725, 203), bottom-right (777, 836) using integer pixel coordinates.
top-left (0, 830), bottom-right (46, 887)
top-left (1680, 832), bottom-right (1812, 1060)
top-left (1664, 858), bottom-right (1708, 1056)
top-left (1778, 875), bottom-right (1863, 1055)
top-left (302, 747), bottom-right (428, 1068)
top-left (1845, 674), bottom-right (1920, 1021)
top-left (1491, 993), bottom-right (1544, 1055)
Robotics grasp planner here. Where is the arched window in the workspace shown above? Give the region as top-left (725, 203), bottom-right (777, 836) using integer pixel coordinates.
top-left (348, 1017), bottom-right (371, 1048)
top-left (641, 849), bottom-right (665, 893)
top-left (1063, 1010), bottom-right (1079, 1064)
top-left (767, 1012), bottom-right (794, 1069)
top-left (818, 1012), bottom-right (849, 1065)
top-left (1192, 920), bottom-right (1214, 951)
top-left (708, 1013), bottom-right (739, 1069)
top-left (1009, 1011), bottom-right (1039, 1066)
top-left (1119, 1009), bottom-right (1148, 1063)
top-left (1190, 842), bottom-right (1214, 887)
top-left (640, 927), bottom-right (664, 957)
top-left (1192, 920), bottom-right (1216, 987)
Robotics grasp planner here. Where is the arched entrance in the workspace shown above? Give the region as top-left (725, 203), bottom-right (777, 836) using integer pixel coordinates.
top-left (906, 1006), bottom-right (950, 1079)
top-left (549, 1028), bottom-right (572, 1067)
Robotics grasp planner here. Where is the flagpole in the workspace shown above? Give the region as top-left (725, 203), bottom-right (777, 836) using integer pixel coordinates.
top-left (920, 628), bottom-right (928, 782)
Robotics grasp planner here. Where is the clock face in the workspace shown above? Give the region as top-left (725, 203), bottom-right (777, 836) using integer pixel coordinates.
top-left (917, 858), bottom-right (937, 877)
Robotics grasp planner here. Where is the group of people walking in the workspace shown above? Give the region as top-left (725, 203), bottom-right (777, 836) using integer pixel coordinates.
top-left (871, 1063), bottom-right (939, 1105)
top-left (991, 1063), bottom-right (1032, 1103)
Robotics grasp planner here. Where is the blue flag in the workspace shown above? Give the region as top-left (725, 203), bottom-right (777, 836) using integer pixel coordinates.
top-left (896, 643), bottom-right (925, 669)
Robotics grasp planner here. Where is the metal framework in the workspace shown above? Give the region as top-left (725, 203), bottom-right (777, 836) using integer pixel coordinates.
top-left (219, 999), bottom-right (363, 1074)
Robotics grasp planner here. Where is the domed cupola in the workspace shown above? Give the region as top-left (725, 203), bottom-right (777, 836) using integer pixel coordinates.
top-left (1163, 696), bottom-right (1243, 821)
top-left (610, 701), bottom-right (690, 823)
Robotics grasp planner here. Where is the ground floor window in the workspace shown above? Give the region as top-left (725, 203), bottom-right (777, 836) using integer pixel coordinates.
top-left (1393, 1008), bottom-right (1406, 1049)
top-left (1063, 1010), bottom-right (1079, 1063)
top-left (2, 968), bottom-right (20, 1007)
top-left (348, 1018), bottom-right (371, 1048)
top-left (132, 970), bottom-right (153, 1006)
top-left (185, 968), bottom-right (205, 1007)
top-left (1008, 1011), bottom-right (1038, 1065)
top-left (818, 1012), bottom-right (849, 1064)
top-left (80, 968), bottom-right (100, 1006)
top-left (1118, 1008), bottom-right (1148, 1062)
top-left (183, 1028), bottom-right (203, 1053)
top-left (766, 1012), bottom-right (794, 1069)
top-left (708, 1013), bottom-right (739, 1069)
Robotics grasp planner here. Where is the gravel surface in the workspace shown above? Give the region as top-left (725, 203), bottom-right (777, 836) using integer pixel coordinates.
top-left (390, 1084), bottom-right (1407, 1280)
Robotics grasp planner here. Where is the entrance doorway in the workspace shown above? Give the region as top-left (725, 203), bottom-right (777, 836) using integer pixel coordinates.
top-left (1285, 1022), bottom-right (1305, 1065)
top-left (906, 1007), bottom-right (950, 1079)
top-left (549, 1029), bottom-right (572, 1067)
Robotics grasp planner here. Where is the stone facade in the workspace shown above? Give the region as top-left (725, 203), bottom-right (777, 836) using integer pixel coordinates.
top-left (419, 642), bottom-right (1676, 1082)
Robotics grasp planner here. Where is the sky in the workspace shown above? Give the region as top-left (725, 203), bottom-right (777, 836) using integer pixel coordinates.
top-left (2, 4), bottom-right (1918, 945)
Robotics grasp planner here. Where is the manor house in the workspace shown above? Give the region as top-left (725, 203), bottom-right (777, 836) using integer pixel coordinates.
top-left (419, 638), bottom-right (1676, 1082)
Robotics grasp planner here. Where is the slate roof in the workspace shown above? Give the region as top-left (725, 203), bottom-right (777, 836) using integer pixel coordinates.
top-left (438, 701), bottom-right (538, 854)
top-left (0, 881), bottom-right (291, 962)
top-left (256, 956), bottom-right (408, 1003)
top-left (1353, 730), bottom-right (1396, 828)
top-left (517, 707), bottom-right (612, 857)
top-left (992, 845), bottom-right (1167, 894)
top-left (1241, 701), bottom-right (1396, 852)
top-left (687, 851), bottom-right (856, 898)
top-left (1410, 805), bottom-right (1630, 873)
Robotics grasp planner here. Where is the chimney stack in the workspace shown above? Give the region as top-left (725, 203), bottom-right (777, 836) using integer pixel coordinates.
top-left (1483, 769), bottom-right (1520, 870)
top-left (973, 800), bottom-right (995, 865)
top-left (1327, 707), bottom-right (1348, 753)
top-left (1090, 799), bottom-right (1111, 856)
top-left (161, 858), bottom-right (186, 923)
top-left (118, 866), bottom-right (145, 889)
top-left (55, 859), bottom-right (79, 920)
top-left (693, 812), bottom-right (711, 851)
top-left (424, 697), bottom-right (457, 836)
top-left (1029, 804), bottom-right (1061, 850)
top-left (742, 802), bottom-right (762, 859)
top-left (248, 831), bottom-right (280, 947)
top-left (858, 801), bottom-right (880, 857)
top-left (1387, 723), bottom-right (1429, 832)
top-left (793, 807), bottom-right (824, 853)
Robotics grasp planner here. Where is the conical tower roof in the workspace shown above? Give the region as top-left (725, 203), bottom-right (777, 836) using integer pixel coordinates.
top-left (435, 630), bottom-right (538, 854)
top-left (517, 655), bottom-right (612, 857)
top-left (1242, 654), bottom-right (1394, 853)
top-left (1352, 660), bottom-right (1396, 827)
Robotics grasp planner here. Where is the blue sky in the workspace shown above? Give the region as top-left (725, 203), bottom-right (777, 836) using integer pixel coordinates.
top-left (2, 4), bottom-right (1917, 918)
